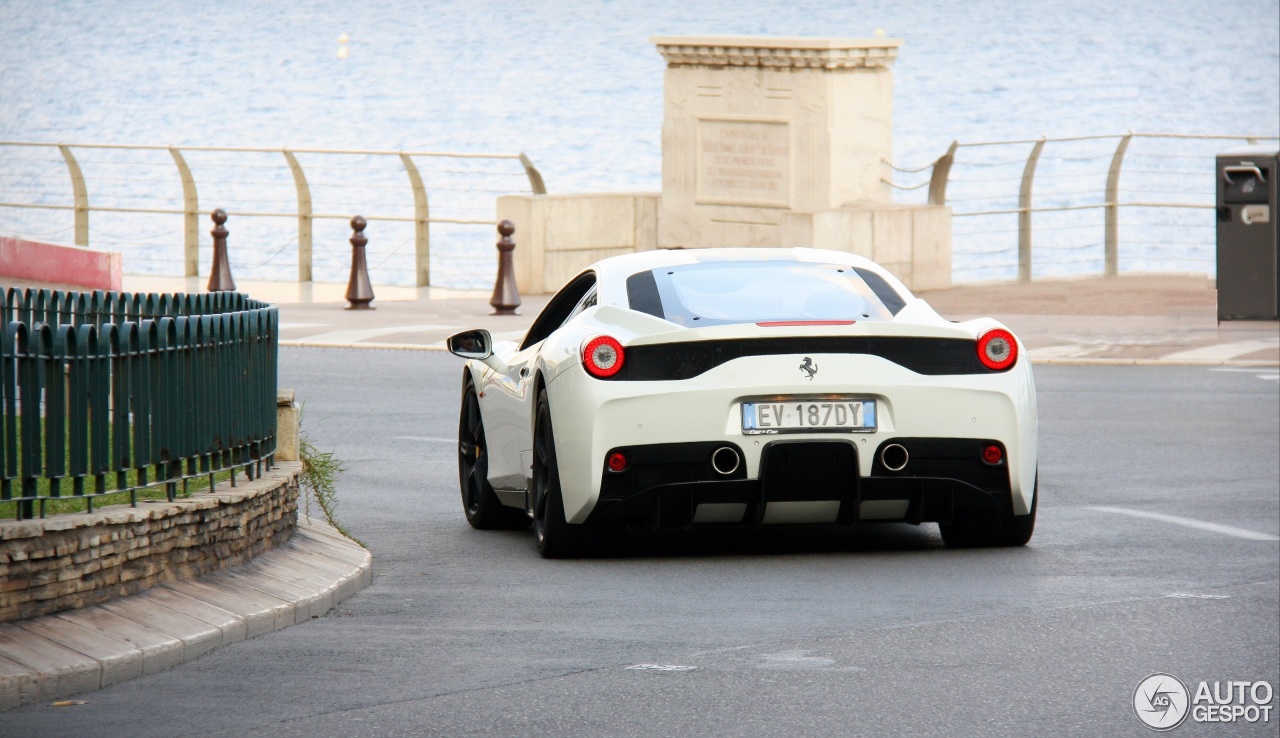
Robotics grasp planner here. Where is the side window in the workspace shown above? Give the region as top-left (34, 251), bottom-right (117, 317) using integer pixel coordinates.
top-left (519, 272), bottom-right (597, 350)
top-left (562, 287), bottom-right (597, 326)
top-left (852, 267), bottom-right (907, 315)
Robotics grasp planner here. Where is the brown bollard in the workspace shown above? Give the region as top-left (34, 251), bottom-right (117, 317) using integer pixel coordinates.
top-left (345, 215), bottom-right (375, 310)
top-left (207, 208), bottom-right (236, 292)
top-left (490, 219), bottom-right (521, 315)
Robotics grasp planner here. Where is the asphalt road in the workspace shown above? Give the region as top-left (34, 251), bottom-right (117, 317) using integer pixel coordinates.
top-left (3, 351), bottom-right (1277, 737)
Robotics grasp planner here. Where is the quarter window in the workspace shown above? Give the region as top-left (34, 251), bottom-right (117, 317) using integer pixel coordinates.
top-left (520, 272), bottom-right (596, 349)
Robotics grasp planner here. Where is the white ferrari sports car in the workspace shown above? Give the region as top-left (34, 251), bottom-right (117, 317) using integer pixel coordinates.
top-left (447, 248), bottom-right (1037, 557)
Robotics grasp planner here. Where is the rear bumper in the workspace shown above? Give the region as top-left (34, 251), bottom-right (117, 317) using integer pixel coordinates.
top-left (584, 438), bottom-right (1014, 529)
top-left (547, 350), bottom-right (1038, 523)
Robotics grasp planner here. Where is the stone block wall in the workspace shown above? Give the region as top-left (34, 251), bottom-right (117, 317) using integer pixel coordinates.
top-left (492, 36), bottom-right (952, 296)
top-left (653, 36), bottom-right (901, 250)
top-left (0, 462), bottom-right (301, 622)
top-left (497, 193), bottom-right (660, 295)
top-left (780, 203), bottom-right (953, 291)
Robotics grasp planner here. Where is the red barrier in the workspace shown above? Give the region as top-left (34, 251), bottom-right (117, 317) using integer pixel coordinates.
top-left (0, 237), bottom-right (122, 291)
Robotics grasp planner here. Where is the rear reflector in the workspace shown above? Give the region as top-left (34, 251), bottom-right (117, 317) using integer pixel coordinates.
top-left (982, 444), bottom-right (1004, 465)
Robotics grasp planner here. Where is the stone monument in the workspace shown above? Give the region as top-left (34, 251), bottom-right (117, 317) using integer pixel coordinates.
top-left (497, 35), bottom-right (951, 293)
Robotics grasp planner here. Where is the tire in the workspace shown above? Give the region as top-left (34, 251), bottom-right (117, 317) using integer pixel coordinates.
top-left (532, 388), bottom-right (589, 558)
top-left (939, 474), bottom-right (1037, 548)
top-left (458, 377), bottom-right (530, 530)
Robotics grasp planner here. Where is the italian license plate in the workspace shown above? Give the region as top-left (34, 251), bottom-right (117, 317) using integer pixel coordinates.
top-left (741, 399), bottom-right (876, 434)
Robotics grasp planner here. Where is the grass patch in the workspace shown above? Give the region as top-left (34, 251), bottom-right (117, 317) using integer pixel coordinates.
top-left (0, 467), bottom-right (238, 519)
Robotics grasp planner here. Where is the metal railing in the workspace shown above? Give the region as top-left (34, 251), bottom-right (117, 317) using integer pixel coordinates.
top-left (0, 141), bottom-right (547, 287)
top-left (1, 287), bottom-right (278, 519)
top-left (884, 132), bottom-right (1278, 281)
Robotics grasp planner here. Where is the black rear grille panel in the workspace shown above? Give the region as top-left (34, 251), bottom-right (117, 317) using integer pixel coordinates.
top-left (760, 441), bottom-right (859, 503)
top-left (609, 336), bottom-right (992, 380)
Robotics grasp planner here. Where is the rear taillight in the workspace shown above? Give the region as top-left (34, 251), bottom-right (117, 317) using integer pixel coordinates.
top-left (583, 335), bottom-right (625, 378)
top-left (976, 328), bottom-right (1018, 371)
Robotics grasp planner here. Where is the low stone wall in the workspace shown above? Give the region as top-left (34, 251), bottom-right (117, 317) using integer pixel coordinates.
top-left (497, 192), bottom-right (660, 295)
top-left (0, 462), bottom-right (301, 622)
top-left (780, 203), bottom-right (953, 291)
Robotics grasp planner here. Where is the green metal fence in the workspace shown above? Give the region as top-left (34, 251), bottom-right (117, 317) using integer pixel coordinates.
top-left (1, 288), bottom-right (278, 519)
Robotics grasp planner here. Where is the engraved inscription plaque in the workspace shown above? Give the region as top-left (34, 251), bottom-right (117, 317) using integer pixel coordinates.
top-left (697, 119), bottom-right (791, 208)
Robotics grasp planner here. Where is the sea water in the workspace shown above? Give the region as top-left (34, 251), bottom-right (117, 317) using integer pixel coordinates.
top-left (1, 0), bottom-right (1276, 287)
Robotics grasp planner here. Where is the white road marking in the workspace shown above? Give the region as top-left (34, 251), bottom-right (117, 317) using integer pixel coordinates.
top-left (1087, 506), bottom-right (1280, 541)
top-left (626, 664), bottom-right (698, 672)
top-left (297, 324), bottom-right (459, 343)
top-left (393, 435), bottom-right (455, 444)
top-left (1210, 367), bottom-right (1280, 381)
top-left (279, 322), bottom-right (330, 330)
top-left (758, 650), bottom-right (837, 670)
top-left (1165, 593), bottom-right (1230, 599)
top-left (1160, 338), bottom-right (1280, 362)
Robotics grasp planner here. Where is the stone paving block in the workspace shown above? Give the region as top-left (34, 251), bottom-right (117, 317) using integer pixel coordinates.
top-left (223, 570), bottom-right (326, 623)
top-left (300, 516), bottom-right (367, 547)
top-left (134, 587), bottom-right (247, 646)
top-left (290, 524), bottom-right (368, 564)
top-left (55, 607), bottom-right (183, 677)
top-left (15, 616), bottom-right (142, 688)
top-left (289, 542), bottom-right (368, 575)
top-left (101, 599), bottom-right (223, 662)
top-left (261, 523), bottom-right (370, 609)
top-left (275, 546), bottom-right (357, 581)
top-left (285, 545), bottom-right (371, 604)
top-left (294, 516), bottom-right (358, 544)
top-left (0, 623), bottom-right (100, 704)
top-left (0, 654), bottom-right (37, 710)
top-left (172, 580), bottom-right (292, 638)
top-left (295, 534), bottom-right (369, 565)
top-left (243, 557), bottom-right (337, 591)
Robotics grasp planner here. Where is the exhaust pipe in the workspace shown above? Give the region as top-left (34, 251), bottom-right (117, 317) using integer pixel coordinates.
top-left (711, 446), bottom-right (741, 476)
top-left (880, 443), bottom-right (909, 472)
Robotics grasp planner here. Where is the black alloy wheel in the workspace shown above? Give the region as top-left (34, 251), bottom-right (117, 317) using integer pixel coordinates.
top-left (458, 378), bottom-right (529, 530)
top-left (532, 388), bottom-right (588, 558)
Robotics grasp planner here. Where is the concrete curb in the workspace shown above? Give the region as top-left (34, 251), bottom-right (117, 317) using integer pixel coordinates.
top-left (0, 516), bottom-right (371, 711)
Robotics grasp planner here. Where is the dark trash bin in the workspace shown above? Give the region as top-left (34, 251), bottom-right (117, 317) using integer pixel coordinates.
top-left (1216, 148), bottom-right (1279, 320)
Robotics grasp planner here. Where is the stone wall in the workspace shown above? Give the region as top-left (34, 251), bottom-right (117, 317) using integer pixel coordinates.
top-left (653, 36), bottom-right (901, 250)
top-left (781, 203), bottom-right (953, 291)
top-left (497, 192), bottom-right (660, 295)
top-left (0, 462), bottom-right (301, 622)
top-left (495, 35), bottom-right (952, 295)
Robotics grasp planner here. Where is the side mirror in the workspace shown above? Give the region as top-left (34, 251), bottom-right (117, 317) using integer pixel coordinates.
top-left (446, 329), bottom-right (493, 360)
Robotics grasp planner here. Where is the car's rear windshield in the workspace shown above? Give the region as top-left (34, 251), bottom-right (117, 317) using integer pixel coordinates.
top-left (626, 261), bottom-right (906, 328)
